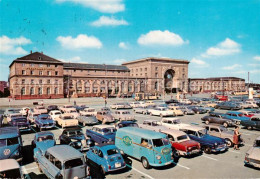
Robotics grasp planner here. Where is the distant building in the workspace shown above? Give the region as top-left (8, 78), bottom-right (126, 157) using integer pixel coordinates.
top-left (189, 77), bottom-right (246, 93)
top-left (0, 81), bottom-right (8, 93)
top-left (9, 52), bottom-right (189, 99)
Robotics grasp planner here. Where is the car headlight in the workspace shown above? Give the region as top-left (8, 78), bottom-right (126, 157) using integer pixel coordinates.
top-left (109, 138), bottom-right (112, 141)
top-left (215, 143), bottom-right (218, 146)
top-left (156, 155), bottom-right (161, 160)
top-left (77, 142), bottom-right (81, 146)
top-left (188, 147), bottom-right (192, 150)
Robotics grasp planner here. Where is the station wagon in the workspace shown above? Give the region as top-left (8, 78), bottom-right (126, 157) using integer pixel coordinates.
top-left (244, 136), bottom-right (260, 169)
top-left (113, 110), bottom-right (135, 121)
top-left (115, 127), bottom-right (173, 169)
top-left (31, 131), bottom-right (55, 149)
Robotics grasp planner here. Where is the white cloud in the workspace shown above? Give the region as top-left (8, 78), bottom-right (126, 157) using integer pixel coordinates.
top-left (222, 64), bottom-right (242, 70)
top-left (91, 16), bottom-right (128, 27)
top-left (61, 56), bottom-right (82, 62)
top-left (56, 34), bottom-right (102, 49)
top-left (202, 38), bottom-right (241, 57)
top-left (190, 58), bottom-right (209, 68)
top-left (137, 30), bottom-right (188, 46)
top-left (250, 69), bottom-right (260, 74)
top-left (118, 42), bottom-right (128, 49)
top-left (56, 0), bottom-right (124, 13)
top-left (112, 59), bottom-right (126, 65)
top-left (0, 35), bottom-right (32, 55)
top-left (253, 56), bottom-right (260, 61)
top-left (248, 63), bottom-right (260, 67)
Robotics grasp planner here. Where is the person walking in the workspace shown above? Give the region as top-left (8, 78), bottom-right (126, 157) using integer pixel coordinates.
top-left (233, 126), bottom-right (241, 150)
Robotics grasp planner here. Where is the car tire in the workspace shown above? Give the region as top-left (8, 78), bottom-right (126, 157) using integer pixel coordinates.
top-left (141, 157), bottom-right (150, 169)
top-left (184, 111), bottom-right (187, 115)
top-left (225, 138), bottom-right (233, 147)
top-left (204, 147), bottom-right (211, 154)
top-left (150, 112), bottom-right (153, 116)
top-left (197, 111), bottom-right (200, 114)
top-left (247, 126), bottom-right (252, 130)
top-left (223, 122), bottom-right (228, 128)
top-left (205, 120), bottom-right (210, 125)
top-left (160, 113), bottom-right (163, 117)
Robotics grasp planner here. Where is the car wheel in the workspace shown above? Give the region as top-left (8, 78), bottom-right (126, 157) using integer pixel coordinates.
top-left (172, 148), bottom-right (179, 158)
top-left (205, 120), bottom-right (210, 125)
top-left (225, 139), bottom-right (233, 147)
top-left (247, 126), bottom-right (252, 130)
top-left (204, 147), bottom-right (211, 154)
top-left (184, 111), bottom-right (187, 115)
top-left (197, 111), bottom-right (200, 114)
top-left (223, 122), bottom-right (228, 128)
top-left (160, 113), bottom-right (163, 117)
top-left (150, 112), bottom-right (153, 116)
top-left (141, 157), bottom-right (150, 169)
top-left (236, 121), bottom-right (240, 125)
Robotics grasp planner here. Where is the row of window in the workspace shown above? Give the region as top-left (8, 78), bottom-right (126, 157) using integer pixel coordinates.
top-left (65, 69), bottom-right (127, 74)
top-left (22, 63), bottom-right (58, 68)
top-left (21, 70), bottom-right (59, 76)
top-left (21, 87), bottom-right (59, 95)
top-left (21, 79), bottom-right (59, 85)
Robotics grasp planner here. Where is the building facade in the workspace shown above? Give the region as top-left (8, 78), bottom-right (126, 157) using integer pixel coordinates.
top-left (9, 52), bottom-right (189, 99)
top-left (0, 81), bottom-right (8, 93)
top-left (188, 77), bottom-right (246, 93)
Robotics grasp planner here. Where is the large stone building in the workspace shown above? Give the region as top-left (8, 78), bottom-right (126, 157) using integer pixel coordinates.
top-left (9, 52), bottom-right (189, 99)
top-left (0, 81), bottom-right (8, 93)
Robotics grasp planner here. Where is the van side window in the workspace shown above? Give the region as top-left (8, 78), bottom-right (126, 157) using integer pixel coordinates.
top-left (140, 138), bottom-right (149, 147)
top-left (210, 128), bottom-right (219, 132)
top-left (7, 137), bottom-right (19, 145)
top-left (205, 126), bottom-right (209, 130)
top-left (49, 154), bottom-right (55, 164)
top-left (167, 134), bottom-right (174, 141)
top-left (55, 159), bottom-right (62, 170)
top-left (45, 152), bottom-right (50, 159)
top-left (98, 150), bottom-right (103, 158)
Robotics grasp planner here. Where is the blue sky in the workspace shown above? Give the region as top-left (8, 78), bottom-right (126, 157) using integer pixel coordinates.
top-left (0, 0), bottom-right (260, 83)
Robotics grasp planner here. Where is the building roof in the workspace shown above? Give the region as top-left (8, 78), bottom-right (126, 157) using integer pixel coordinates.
top-left (10, 52), bottom-right (62, 67)
top-left (64, 62), bottom-right (130, 71)
top-left (189, 77), bottom-right (245, 81)
top-left (122, 57), bottom-right (189, 65)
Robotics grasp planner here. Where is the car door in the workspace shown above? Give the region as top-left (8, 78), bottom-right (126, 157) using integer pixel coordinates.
top-left (48, 154), bottom-right (61, 178)
top-left (96, 149), bottom-right (104, 167)
top-left (209, 127), bottom-right (220, 138)
top-left (38, 151), bottom-right (51, 176)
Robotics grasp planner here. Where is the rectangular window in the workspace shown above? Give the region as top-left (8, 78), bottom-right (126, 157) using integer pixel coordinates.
top-left (55, 71), bottom-right (58, 75)
top-left (22, 79), bottom-right (25, 84)
top-left (22, 63), bottom-right (25, 67)
top-left (47, 71), bottom-right (51, 75)
top-left (30, 64), bottom-right (34, 67)
top-left (47, 80), bottom-right (50, 84)
top-left (39, 64), bottom-right (43, 67)
top-left (39, 71), bottom-right (43, 75)
top-left (31, 70), bottom-right (34, 75)
top-left (155, 73), bottom-right (158, 77)
top-left (31, 79), bottom-right (34, 84)
top-left (55, 80), bottom-right (58, 84)
top-left (47, 64), bottom-right (51, 67)
top-left (22, 70), bottom-right (26, 75)
top-left (55, 65), bottom-right (58, 67)
top-left (155, 67), bottom-right (158, 71)
top-left (145, 68), bottom-right (147, 71)
top-left (39, 80), bottom-right (42, 84)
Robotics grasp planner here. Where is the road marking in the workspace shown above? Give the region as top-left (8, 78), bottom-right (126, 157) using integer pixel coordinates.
top-left (23, 166), bottom-right (38, 171)
top-left (240, 132), bottom-right (251, 136)
top-left (202, 155), bottom-right (218, 161)
top-left (21, 166), bottom-right (31, 179)
top-left (173, 162), bottom-right (190, 170)
top-left (244, 143), bottom-right (253, 147)
top-left (229, 150), bottom-right (240, 154)
top-left (126, 164), bottom-right (154, 179)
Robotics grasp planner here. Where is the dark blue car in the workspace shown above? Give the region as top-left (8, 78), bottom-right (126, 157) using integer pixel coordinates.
top-left (8, 117), bottom-right (31, 132)
top-left (224, 111), bottom-right (250, 124)
top-left (31, 131), bottom-right (55, 149)
top-left (35, 114), bottom-right (56, 131)
top-left (86, 125), bottom-right (116, 144)
top-left (181, 126), bottom-right (228, 154)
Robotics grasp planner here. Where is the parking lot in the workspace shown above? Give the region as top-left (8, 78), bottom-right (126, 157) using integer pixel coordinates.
top-left (1, 95), bottom-right (260, 178)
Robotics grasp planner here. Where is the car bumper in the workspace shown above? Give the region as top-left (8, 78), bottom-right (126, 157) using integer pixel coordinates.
top-left (179, 149), bottom-right (201, 156)
top-left (212, 146), bottom-right (228, 153)
top-left (151, 160), bottom-right (173, 167)
top-left (40, 124), bottom-right (56, 129)
top-left (244, 161), bottom-right (260, 168)
top-left (19, 127), bottom-right (31, 131)
top-left (107, 164), bottom-right (126, 172)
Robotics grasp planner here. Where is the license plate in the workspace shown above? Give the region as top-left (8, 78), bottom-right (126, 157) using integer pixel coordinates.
top-left (19, 127), bottom-right (27, 129)
top-left (164, 161), bottom-right (172, 165)
top-left (115, 163), bottom-right (121, 168)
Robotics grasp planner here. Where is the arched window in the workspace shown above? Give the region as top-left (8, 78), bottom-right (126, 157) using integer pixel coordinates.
top-left (38, 87), bottom-right (42, 95)
top-left (30, 87), bottom-right (34, 95)
top-left (21, 87), bottom-right (25, 95)
top-left (47, 87), bottom-right (50, 95)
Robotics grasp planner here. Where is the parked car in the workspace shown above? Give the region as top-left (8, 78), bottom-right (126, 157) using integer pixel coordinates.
top-left (80, 108), bottom-right (97, 116)
top-left (100, 107), bottom-right (111, 112)
top-left (115, 127), bottom-right (173, 169)
top-left (76, 115), bottom-right (99, 126)
top-left (113, 110), bottom-right (135, 121)
top-left (31, 131), bottom-right (55, 149)
top-left (161, 118), bottom-right (191, 130)
top-left (139, 120), bottom-right (167, 132)
top-left (34, 145), bottom-right (89, 179)
top-left (59, 105), bottom-right (76, 113)
top-left (149, 107), bottom-right (174, 117)
top-left (0, 159), bottom-right (24, 178)
top-left (63, 109), bottom-right (80, 119)
top-left (245, 100), bottom-right (258, 108)
top-left (3, 108), bottom-right (21, 117)
top-left (168, 106), bottom-right (183, 116)
top-left (235, 102), bottom-right (252, 109)
top-left (28, 112), bottom-right (41, 124)
top-left (179, 106), bottom-right (195, 115)
top-left (224, 111), bottom-right (250, 123)
top-left (244, 136), bottom-right (260, 169)
top-left (179, 99), bottom-right (192, 105)
top-left (110, 103), bottom-right (130, 109)
top-left (46, 105), bottom-right (59, 113)
top-left (240, 115), bottom-right (260, 130)
top-left (215, 102), bottom-right (241, 110)
top-left (34, 106), bottom-right (48, 114)
top-left (187, 106), bottom-right (207, 114)
top-left (86, 125), bottom-right (116, 144)
top-left (74, 105), bottom-right (88, 112)
top-left (96, 111), bottom-right (115, 123)
top-left (204, 124), bottom-right (240, 147)
top-left (8, 116), bottom-right (31, 132)
top-left (201, 114), bottom-right (236, 128)
top-left (145, 101), bottom-right (156, 107)
top-left (6, 113), bottom-right (24, 123)
top-left (204, 101), bottom-right (218, 108)
top-left (49, 110), bottom-right (62, 121)
top-left (59, 127), bottom-right (93, 151)
top-left (19, 107), bottom-right (31, 115)
top-left (133, 106), bottom-right (153, 115)
top-left (56, 114), bottom-right (78, 128)
top-left (0, 127), bottom-right (23, 161)
top-left (35, 114), bottom-right (56, 131)
top-left (240, 110), bottom-right (255, 118)
top-left (115, 121), bottom-right (139, 129)
top-left (129, 102), bottom-right (141, 108)
top-left (87, 144), bottom-right (126, 174)
top-left (165, 99), bottom-right (179, 104)
top-left (180, 125), bottom-right (228, 154)
top-left (161, 129), bottom-right (201, 157)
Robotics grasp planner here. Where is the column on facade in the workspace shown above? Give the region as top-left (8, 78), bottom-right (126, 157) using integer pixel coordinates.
top-left (90, 80), bottom-right (94, 94)
top-left (72, 80), bottom-right (77, 94)
top-left (81, 80), bottom-right (85, 94)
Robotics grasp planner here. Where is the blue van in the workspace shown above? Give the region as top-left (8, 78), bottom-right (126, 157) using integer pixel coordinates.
top-left (115, 127), bottom-right (173, 169)
top-left (0, 127), bottom-right (23, 161)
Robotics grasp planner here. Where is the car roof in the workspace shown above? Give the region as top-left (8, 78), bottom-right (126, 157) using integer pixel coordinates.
top-left (117, 127), bottom-right (166, 139)
top-left (226, 111), bottom-right (242, 114)
top-left (93, 125), bottom-right (115, 129)
top-left (181, 125), bottom-right (204, 131)
top-left (143, 119), bottom-right (159, 122)
top-left (47, 145), bottom-right (83, 162)
top-left (0, 127), bottom-right (20, 139)
top-left (38, 114), bottom-right (50, 117)
top-left (50, 110), bottom-right (61, 113)
top-left (0, 159), bottom-right (20, 172)
top-left (115, 110), bottom-right (129, 112)
top-left (161, 128), bottom-right (186, 137)
top-left (256, 136), bottom-right (260, 141)
top-left (36, 131), bottom-right (54, 137)
top-left (96, 144), bottom-right (117, 151)
top-left (63, 127), bottom-right (82, 132)
top-left (162, 117), bottom-right (180, 121)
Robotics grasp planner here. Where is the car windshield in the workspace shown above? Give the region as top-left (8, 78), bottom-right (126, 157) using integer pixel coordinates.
top-left (197, 129), bottom-right (207, 137)
top-left (37, 135), bottom-right (54, 141)
top-left (107, 148), bottom-right (120, 155)
top-left (103, 128), bottom-right (116, 133)
top-left (64, 158), bottom-right (83, 169)
top-left (69, 130), bottom-right (83, 136)
top-left (13, 118), bottom-right (27, 122)
top-left (0, 168), bottom-right (21, 178)
top-left (0, 137), bottom-right (19, 147)
top-left (63, 116), bottom-right (73, 119)
top-left (254, 140), bottom-right (260, 147)
top-left (13, 109), bottom-right (21, 113)
top-left (70, 110), bottom-right (77, 113)
top-left (122, 111), bottom-right (130, 114)
top-left (41, 116), bottom-right (51, 120)
top-left (173, 119), bottom-right (181, 124)
top-left (160, 108), bottom-right (167, 111)
top-left (152, 138), bottom-right (169, 147)
top-left (177, 135), bottom-right (188, 141)
top-left (54, 112), bottom-right (61, 115)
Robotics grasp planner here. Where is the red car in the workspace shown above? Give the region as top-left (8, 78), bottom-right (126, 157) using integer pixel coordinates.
top-left (161, 129), bottom-right (201, 157)
top-left (240, 110), bottom-right (255, 118)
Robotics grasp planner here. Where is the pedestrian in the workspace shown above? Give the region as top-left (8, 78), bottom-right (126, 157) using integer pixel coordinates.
top-left (233, 126), bottom-right (241, 150)
top-left (105, 98), bottom-right (107, 107)
top-left (26, 108), bottom-right (29, 120)
top-left (74, 100), bottom-right (76, 106)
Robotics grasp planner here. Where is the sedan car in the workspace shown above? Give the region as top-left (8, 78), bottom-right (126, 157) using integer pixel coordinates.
top-left (49, 110), bottom-right (62, 121)
top-left (46, 105), bottom-right (59, 113)
top-left (96, 111), bottom-right (115, 123)
top-left (31, 131), bottom-right (55, 149)
top-left (149, 107), bottom-right (174, 117)
top-left (115, 121), bottom-right (139, 129)
top-left (77, 115), bottom-right (99, 126)
top-left (133, 106), bottom-right (153, 115)
top-left (129, 102), bottom-right (141, 108)
top-left (27, 112), bottom-right (40, 124)
top-left (179, 106), bottom-right (195, 115)
top-left (139, 120), bottom-right (167, 132)
top-left (110, 103), bottom-right (131, 109)
top-left (113, 110), bottom-right (135, 121)
top-left (86, 125), bottom-right (116, 144)
top-left (215, 102), bottom-right (241, 110)
top-left (35, 114), bottom-right (56, 131)
top-left (19, 107), bottom-right (31, 116)
top-left (63, 109), bottom-right (80, 119)
top-left (3, 108), bottom-right (21, 117)
top-left (33, 106), bottom-right (48, 114)
top-left (201, 114), bottom-right (235, 128)
top-left (161, 118), bottom-right (190, 130)
top-left (244, 136), bottom-right (260, 169)
top-left (80, 108), bottom-right (97, 116)
top-left (165, 99), bottom-right (179, 104)
top-left (187, 106), bottom-right (207, 114)
top-left (8, 117), bottom-right (31, 132)
top-left (87, 145), bottom-right (126, 174)
top-left (241, 115), bottom-right (260, 130)
top-left (168, 106), bottom-right (183, 116)
top-left (56, 114), bottom-right (78, 128)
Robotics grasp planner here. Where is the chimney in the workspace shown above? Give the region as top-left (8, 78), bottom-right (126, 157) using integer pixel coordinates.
top-left (30, 50), bottom-right (32, 54)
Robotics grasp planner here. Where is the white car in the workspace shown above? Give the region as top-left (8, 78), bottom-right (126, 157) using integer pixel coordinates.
top-left (6, 113), bottom-right (24, 123)
top-left (59, 105), bottom-right (76, 113)
top-left (20, 107), bottom-right (31, 115)
top-left (149, 107), bottom-right (174, 117)
top-left (63, 109), bottom-right (80, 119)
top-left (145, 101), bottom-right (156, 107)
top-left (161, 118), bottom-right (191, 130)
top-left (49, 110), bottom-right (62, 121)
top-left (33, 106), bottom-right (48, 114)
top-left (179, 99), bottom-right (192, 105)
top-left (129, 102), bottom-right (141, 108)
top-left (168, 106), bottom-right (184, 116)
top-left (80, 108), bottom-right (97, 116)
top-left (56, 114), bottom-right (78, 128)
top-left (113, 110), bottom-right (135, 121)
top-left (110, 103), bottom-right (126, 109)
top-left (245, 101), bottom-right (258, 108)
top-left (139, 120), bottom-right (168, 132)
top-left (138, 101), bottom-right (147, 107)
